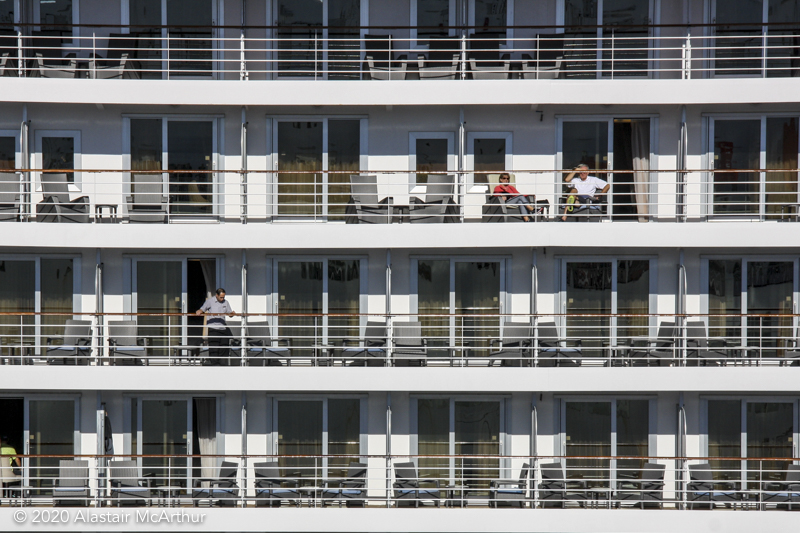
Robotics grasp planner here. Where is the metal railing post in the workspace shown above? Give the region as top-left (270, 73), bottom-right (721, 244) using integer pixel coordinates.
top-left (17, 30), bottom-right (22, 78)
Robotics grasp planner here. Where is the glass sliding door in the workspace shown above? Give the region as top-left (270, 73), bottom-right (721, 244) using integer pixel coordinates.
top-left (766, 0), bottom-right (800, 77)
top-left (40, 259), bottom-right (73, 341)
top-left (746, 402), bottom-right (793, 488)
top-left (455, 262), bottom-right (500, 358)
top-left (416, 138), bottom-right (449, 185)
top-left (140, 400), bottom-right (188, 487)
top-left (416, 0), bottom-right (452, 40)
top-left (168, 121), bottom-right (214, 217)
top-left (712, 119), bottom-right (760, 216)
top-left (707, 259), bottom-right (742, 340)
top-left (765, 117), bottom-right (798, 218)
top-left (471, 137), bottom-right (506, 184)
top-left (616, 400), bottom-right (650, 475)
top-left (135, 260), bottom-right (183, 356)
top-left (707, 400), bottom-right (741, 481)
top-left (27, 399), bottom-right (76, 494)
top-left (418, 398), bottom-right (450, 483)
top-left (713, 0), bottom-right (764, 76)
top-left (327, 259), bottom-right (361, 350)
top-left (0, 260), bottom-right (35, 350)
top-left (617, 260), bottom-right (650, 341)
top-left (417, 260), bottom-right (451, 359)
top-left (328, 120), bottom-right (361, 220)
top-left (566, 262), bottom-right (612, 357)
top-left (327, 398), bottom-right (361, 478)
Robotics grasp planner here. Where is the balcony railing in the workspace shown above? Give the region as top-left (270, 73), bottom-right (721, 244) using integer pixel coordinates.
top-left (1, 23), bottom-right (800, 80)
top-left (2, 169), bottom-right (799, 224)
top-left (2, 312), bottom-right (797, 367)
top-left (2, 453), bottom-right (797, 510)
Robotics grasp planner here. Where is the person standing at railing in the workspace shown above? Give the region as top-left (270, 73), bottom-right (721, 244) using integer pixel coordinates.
top-left (493, 173), bottom-right (537, 222)
top-left (196, 288), bottom-right (237, 366)
top-left (561, 164), bottom-right (610, 222)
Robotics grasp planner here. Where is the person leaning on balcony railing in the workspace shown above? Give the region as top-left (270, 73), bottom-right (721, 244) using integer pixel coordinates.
top-left (493, 173), bottom-right (538, 222)
top-left (196, 288), bottom-right (237, 366)
top-left (560, 164), bottom-right (610, 222)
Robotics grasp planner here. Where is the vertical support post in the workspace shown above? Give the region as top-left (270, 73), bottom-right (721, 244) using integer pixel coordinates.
top-left (240, 0), bottom-right (248, 80)
top-left (532, 248), bottom-right (538, 367)
top-left (386, 391), bottom-right (392, 508)
top-left (241, 249), bottom-right (247, 367)
top-left (531, 395), bottom-right (538, 509)
top-left (458, 107), bottom-right (465, 222)
top-left (17, 30), bottom-right (22, 78)
top-left (241, 392), bottom-right (247, 507)
top-left (241, 107), bottom-right (248, 224)
top-left (386, 250), bottom-right (392, 366)
top-left (92, 33), bottom-right (96, 79)
top-left (95, 250), bottom-right (104, 365)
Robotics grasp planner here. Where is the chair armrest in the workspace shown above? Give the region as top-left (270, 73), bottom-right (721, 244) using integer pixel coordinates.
top-left (489, 339), bottom-right (501, 347)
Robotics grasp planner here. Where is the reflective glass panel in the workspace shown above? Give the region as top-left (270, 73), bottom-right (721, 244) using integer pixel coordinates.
top-left (566, 262), bottom-right (612, 355)
top-left (137, 261), bottom-right (182, 356)
top-left (278, 400), bottom-right (322, 480)
top-left (0, 0), bottom-right (13, 25)
top-left (474, 0), bottom-right (506, 35)
top-left (328, 399), bottom-right (360, 478)
top-left (767, 0), bottom-right (800, 76)
top-left (713, 119), bottom-right (760, 215)
top-left (278, 0), bottom-right (322, 77)
top-left (566, 401), bottom-right (611, 487)
top-left (418, 260), bottom-right (450, 358)
top-left (278, 122), bottom-right (323, 217)
top-left (601, 0), bottom-right (649, 76)
top-left (141, 400), bottom-right (187, 486)
top-left (131, 119), bottom-right (163, 172)
top-left (562, 122), bottom-right (608, 181)
top-left (416, 138), bottom-right (448, 184)
top-left (418, 0), bottom-right (450, 39)
top-left (473, 138), bottom-right (505, 184)
top-left (708, 400), bottom-right (741, 481)
top-left (455, 262), bottom-right (500, 357)
top-left (42, 137), bottom-right (74, 183)
top-left (617, 260), bottom-right (649, 341)
top-left (616, 400), bottom-right (649, 476)
top-left (455, 401), bottom-right (499, 492)
top-left (328, 120), bottom-right (360, 219)
top-left (40, 259), bottom-right (73, 341)
top-left (418, 398), bottom-right (449, 483)
top-left (0, 137), bottom-right (14, 170)
top-left (746, 402), bottom-right (793, 489)
top-left (168, 121), bottom-right (214, 216)
top-left (328, 0), bottom-right (361, 79)
top-left (29, 400), bottom-right (74, 494)
top-left (0, 260), bottom-right (34, 347)
top-left (765, 117), bottom-right (798, 218)
top-left (708, 259), bottom-right (742, 339)
top-left (278, 262), bottom-right (323, 357)
top-left (746, 262), bottom-right (793, 359)
top-left (714, 0), bottom-right (763, 75)
top-left (167, 0), bottom-right (212, 76)
top-left (129, 0), bottom-right (161, 79)
top-left (39, 0), bottom-right (71, 33)
top-left (328, 260), bottom-right (360, 347)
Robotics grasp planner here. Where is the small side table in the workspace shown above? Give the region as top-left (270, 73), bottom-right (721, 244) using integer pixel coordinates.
top-left (95, 204), bottom-right (118, 223)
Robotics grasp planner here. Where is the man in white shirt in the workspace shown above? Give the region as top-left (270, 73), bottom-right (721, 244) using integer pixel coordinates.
top-left (561, 164), bottom-right (610, 221)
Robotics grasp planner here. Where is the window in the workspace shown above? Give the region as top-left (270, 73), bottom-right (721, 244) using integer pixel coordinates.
top-left (0, 0), bottom-right (15, 26)
top-left (0, 131), bottom-right (19, 170)
top-left (34, 0), bottom-right (78, 40)
top-left (413, 0), bottom-right (513, 42)
top-left (467, 132), bottom-right (512, 186)
top-left (35, 130), bottom-right (80, 188)
top-left (410, 132), bottom-right (455, 186)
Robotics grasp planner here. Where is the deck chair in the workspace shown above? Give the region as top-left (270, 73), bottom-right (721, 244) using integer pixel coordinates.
top-left (685, 320), bottom-right (739, 366)
top-left (538, 462), bottom-right (567, 508)
top-left (107, 320), bottom-right (149, 365)
top-left (481, 173), bottom-right (548, 223)
top-left (488, 322), bottom-right (532, 367)
top-left (192, 461), bottom-right (239, 507)
top-left (468, 33), bottom-right (510, 79)
top-left (53, 460), bottom-right (89, 506)
top-left (30, 31), bottom-right (78, 78)
top-left (417, 37), bottom-right (460, 79)
top-left (628, 321), bottom-right (676, 366)
top-left (109, 460), bottom-right (152, 506)
top-left (343, 321), bottom-right (387, 367)
top-left (687, 463), bottom-right (738, 509)
top-left (614, 463), bottom-right (665, 508)
top-left (783, 329), bottom-right (800, 366)
top-left (0, 29), bottom-right (18, 77)
top-left (0, 172), bottom-right (20, 221)
top-left (90, 33), bottom-right (138, 79)
top-left (521, 33), bottom-right (565, 79)
top-left (364, 34), bottom-right (407, 80)
top-left (45, 319), bottom-right (92, 365)
top-left (535, 321), bottom-right (583, 367)
top-left (346, 174), bottom-right (392, 224)
top-left (253, 462), bottom-right (300, 507)
top-left (393, 462), bottom-right (440, 507)
top-left (244, 321), bottom-right (292, 366)
top-left (36, 173), bottom-right (90, 223)
top-left (761, 464), bottom-right (800, 510)
top-left (321, 462), bottom-right (367, 507)
top-left (409, 174), bottom-right (457, 223)
top-left (489, 463), bottom-right (529, 508)
top-left (127, 174), bottom-right (167, 223)
top-left (392, 321), bottom-right (427, 366)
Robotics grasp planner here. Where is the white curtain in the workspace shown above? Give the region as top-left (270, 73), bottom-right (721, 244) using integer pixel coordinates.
top-left (631, 120), bottom-right (650, 222)
top-left (195, 398), bottom-right (217, 481)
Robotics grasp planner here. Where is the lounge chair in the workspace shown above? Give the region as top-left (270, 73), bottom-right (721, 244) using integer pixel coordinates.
top-left (687, 463), bottom-right (738, 509)
top-left (109, 460), bottom-right (152, 506)
top-left (535, 321), bottom-right (583, 367)
top-left (782, 329), bottom-right (800, 366)
top-left (253, 462), bottom-right (300, 507)
top-left (488, 322), bottom-right (532, 367)
top-left (107, 320), bottom-right (149, 365)
top-left (417, 37), bottom-right (460, 79)
top-left (343, 321), bottom-right (387, 366)
top-left (45, 319), bottom-right (92, 365)
top-left (521, 33), bottom-right (565, 79)
top-left (393, 462), bottom-right (440, 507)
top-left (31, 31), bottom-right (78, 78)
top-left (761, 464), bottom-right (800, 510)
top-left (321, 462), bottom-right (367, 507)
top-left (392, 321), bottom-right (427, 366)
top-left (363, 35), bottom-right (407, 80)
top-left (53, 460), bottom-right (89, 506)
top-left (481, 173), bottom-right (548, 223)
top-left (126, 174), bottom-right (167, 223)
top-left (409, 174), bottom-right (458, 223)
top-left (90, 33), bottom-right (139, 79)
top-left (537, 462), bottom-right (566, 508)
top-left (489, 463), bottom-right (529, 508)
top-left (0, 172), bottom-right (20, 221)
top-left (36, 173), bottom-right (90, 223)
top-left (244, 321), bottom-right (292, 366)
top-left (468, 33), bottom-right (510, 80)
top-left (685, 320), bottom-right (740, 366)
top-left (191, 461), bottom-right (239, 507)
top-left (614, 463), bottom-right (665, 508)
top-left (628, 321), bottom-right (676, 366)
top-left (346, 174), bottom-right (393, 224)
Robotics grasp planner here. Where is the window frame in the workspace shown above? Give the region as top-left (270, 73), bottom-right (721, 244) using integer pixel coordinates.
top-left (34, 129), bottom-right (81, 191)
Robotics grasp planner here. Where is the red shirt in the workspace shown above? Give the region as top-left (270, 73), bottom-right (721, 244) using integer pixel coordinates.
top-left (493, 184), bottom-right (521, 197)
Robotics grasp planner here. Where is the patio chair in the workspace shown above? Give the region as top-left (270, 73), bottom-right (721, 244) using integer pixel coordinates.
top-left (0, 29), bottom-right (18, 76)
top-left (538, 462), bottom-right (566, 508)
top-left (244, 321), bottom-right (292, 366)
top-left (90, 33), bottom-right (139, 79)
top-left (488, 322), bottom-right (532, 367)
top-left (535, 321), bottom-right (583, 367)
top-left (392, 321), bottom-right (427, 366)
top-left (761, 464), bottom-right (800, 510)
top-left (687, 463), bottom-right (738, 509)
top-left (30, 31), bottom-right (78, 78)
top-left (685, 320), bottom-right (739, 366)
top-left (614, 463), bottom-right (665, 509)
top-left (253, 462), bottom-right (301, 507)
top-left (346, 174), bottom-right (392, 224)
top-left (363, 34), bottom-right (407, 80)
top-left (126, 173), bottom-right (168, 223)
top-left (468, 33), bottom-right (510, 79)
top-left (489, 463), bottom-right (529, 508)
top-left (409, 174), bottom-right (458, 223)
top-left (782, 329), bottom-right (800, 366)
top-left (45, 319), bottom-right (92, 365)
top-left (0, 171), bottom-right (21, 221)
top-left (192, 461), bottom-right (239, 507)
top-left (343, 321), bottom-right (387, 367)
top-left (0, 450), bottom-right (21, 503)
top-left (521, 33), bottom-right (565, 79)
top-left (53, 460), bottom-right (89, 506)
top-left (481, 173), bottom-right (549, 223)
top-left (107, 320), bottom-right (149, 366)
top-left (417, 37), bottom-right (460, 79)
top-left (393, 462), bottom-right (440, 507)
top-left (36, 173), bottom-right (90, 223)
top-left (109, 460), bottom-right (152, 506)
top-left (321, 462), bottom-right (367, 507)
top-left (628, 321), bottom-right (676, 366)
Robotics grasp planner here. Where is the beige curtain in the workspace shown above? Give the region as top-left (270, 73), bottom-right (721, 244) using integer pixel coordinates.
top-left (631, 120), bottom-right (650, 222)
top-left (195, 398), bottom-right (217, 481)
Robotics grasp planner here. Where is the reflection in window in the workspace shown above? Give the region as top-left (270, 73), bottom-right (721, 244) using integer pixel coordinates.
top-left (0, 137), bottom-right (14, 170)
top-left (416, 138), bottom-right (448, 184)
top-left (40, 258), bottom-right (73, 340)
top-left (617, 260), bottom-right (649, 339)
top-left (39, 0), bottom-right (72, 31)
top-left (0, 0), bottom-right (13, 25)
top-left (328, 398), bottom-right (361, 478)
top-left (708, 259), bottom-right (742, 339)
top-left (418, 398), bottom-right (449, 482)
top-left (713, 120), bottom-right (760, 215)
top-left (746, 261), bottom-right (793, 358)
top-left (0, 260), bottom-right (35, 346)
top-left (566, 401), bottom-right (611, 487)
top-left (418, 260), bottom-right (450, 358)
top-left (327, 120), bottom-right (360, 219)
top-left (566, 262), bottom-right (612, 354)
top-left (42, 136), bottom-right (75, 183)
top-left (708, 400), bottom-right (741, 482)
top-left (417, 0), bottom-right (450, 39)
top-left (474, 0), bottom-right (506, 34)
top-left (473, 138), bottom-right (505, 184)
top-left (746, 402), bottom-right (793, 488)
top-left (765, 117), bottom-right (798, 218)
top-left (616, 400), bottom-right (649, 475)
